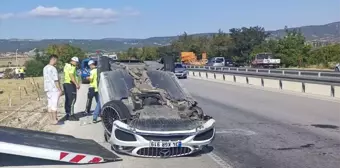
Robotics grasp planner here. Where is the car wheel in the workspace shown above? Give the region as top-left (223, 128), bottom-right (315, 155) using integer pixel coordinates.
top-left (101, 100), bottom-right (131, 136)
top-left (335, 67), bottom-right (340, 72)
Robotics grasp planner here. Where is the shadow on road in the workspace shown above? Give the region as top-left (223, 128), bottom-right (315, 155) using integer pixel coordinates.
top-left (0, 153), bottom-right (73, 166)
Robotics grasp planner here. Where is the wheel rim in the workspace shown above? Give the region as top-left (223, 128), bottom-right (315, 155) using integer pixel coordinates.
top-left (101, 106), bottom-right (121, 135)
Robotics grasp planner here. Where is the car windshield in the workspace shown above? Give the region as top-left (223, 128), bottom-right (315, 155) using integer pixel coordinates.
top-left (214, 58), bottom-right (224, 63)
top-left (175, 64), bottom-right (183, 68)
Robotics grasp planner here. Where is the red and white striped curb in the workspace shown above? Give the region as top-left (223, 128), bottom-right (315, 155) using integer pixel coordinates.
top-left (59, 152), bottom-right (104, 163)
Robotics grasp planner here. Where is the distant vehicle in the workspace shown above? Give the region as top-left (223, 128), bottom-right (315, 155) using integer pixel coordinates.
top-left (335, 63), bottom-right (340, 72)
top-left (80, 57), bottom-right (98, 84)
top-left (225, 59), bottom-right (234, 67)
top-left (174, 62), bottom-right (188, 79)
top-left (251, 53), bottom-right (280, 68)
top-left (103, 53), bottom-right (118, 60)
top-left (206, 57), bottom-right (227, 67)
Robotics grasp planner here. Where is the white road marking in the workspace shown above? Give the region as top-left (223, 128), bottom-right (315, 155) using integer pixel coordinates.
top-left (207, 152), bottom-right (233, 168)
top-left (216, 129), bottom-right (257, 136)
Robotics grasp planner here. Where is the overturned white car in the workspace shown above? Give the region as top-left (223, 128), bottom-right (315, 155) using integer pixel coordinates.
top-left (97, 57), bottom-right (215, 158)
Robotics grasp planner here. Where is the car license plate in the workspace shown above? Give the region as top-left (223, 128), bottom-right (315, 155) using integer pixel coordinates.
top-left (149, 141), bottom-right (181, 148)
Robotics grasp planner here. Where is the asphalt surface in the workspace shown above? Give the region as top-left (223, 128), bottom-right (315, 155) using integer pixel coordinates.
top-left (181, 78), bottom-right (340, 168)
top-left (1, 78), bottom-right (340, 168)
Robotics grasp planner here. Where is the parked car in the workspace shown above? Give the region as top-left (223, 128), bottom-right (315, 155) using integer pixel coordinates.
top-left (174, 62), bottom-right (188, 79)
top-left (80, 57), bottom-right (98, 84)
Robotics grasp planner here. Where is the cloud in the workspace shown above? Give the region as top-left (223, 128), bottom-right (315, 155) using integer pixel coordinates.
top-left (122, 7), bottom-right (140, 16)
top-left (0, 13), bottom-right (14, 20)
top-left (0, 6), bottom-right (139, 24)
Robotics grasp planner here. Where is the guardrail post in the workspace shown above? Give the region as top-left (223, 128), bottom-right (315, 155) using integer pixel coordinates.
top-left (331, 85), bottom-right (335, 97)
top-left (228, 68), bottom-right (231, 71)
top-left (302, 82), bottom-right (305, 93)
top-left (236, 68), bottom-right (239, 71)
top-left (318, 72), bottom-right (321, 77)
top-left (246, 69), bottom-right (248, 72)
top-left (214, 67), bottom-right (217, 70)
top-left (298, 71), bottom-right (301, 76)
top-left (233, 75), bottom-right (236, 82)
top-left (206, 72), bottom-right (208, 78)
top-left (209, 66), bottom-right (211, 70)
top-left (282, 70), bottom-right (285, 75)
top-left (268, 70), bottom-right (271, 74)
top-left (261, 78), bottom-right (264, 87)
top-left (256, 69), bottom-right (259, 73)
top-left (279, 80), bottom-right (282, 89)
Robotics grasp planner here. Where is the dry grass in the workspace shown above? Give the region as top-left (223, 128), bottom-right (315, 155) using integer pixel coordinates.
top-left (0, 77), bottom-right (45, 110)
top-left (0, 76), bottom-right (66, 132)
top-left (0, 57), bottom-right (31, 67)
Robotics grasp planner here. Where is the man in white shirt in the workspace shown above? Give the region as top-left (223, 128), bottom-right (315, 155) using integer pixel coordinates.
top-left (14, 68), bottom-right (19, 79)
top-left (43, 55), bottom-right (62, 125)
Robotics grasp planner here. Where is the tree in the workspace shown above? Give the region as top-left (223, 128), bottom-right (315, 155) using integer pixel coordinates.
top-left (24, 59), bottom-right (45, 77)
top-left (140, 47), bottom-right (158, 60)
top-left (251, 39), bottom-right (279, 58)
top-left (45, 44), bottom-right (85, 70)
top-left (308, 44), bottom-right (340, 68)
top-left (210, 29), bottom-right (232, 58)
top-left (229, 26), bottom-right (269, 63)
top-left (275, 28), bottom-right (311, 67)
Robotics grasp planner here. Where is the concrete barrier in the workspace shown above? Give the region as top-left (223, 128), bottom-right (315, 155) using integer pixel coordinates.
top-left (189, 71), bottom-right (340, 98)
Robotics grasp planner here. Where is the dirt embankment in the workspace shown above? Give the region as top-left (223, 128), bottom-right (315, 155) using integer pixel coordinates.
top-left (0, 77), bottom-right (65, 132)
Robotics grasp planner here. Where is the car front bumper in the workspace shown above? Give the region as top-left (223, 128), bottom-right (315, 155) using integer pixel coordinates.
top-left (108, 119), bottom-right (216, 158)
top-left (175, 71), bottom-right (188, 78)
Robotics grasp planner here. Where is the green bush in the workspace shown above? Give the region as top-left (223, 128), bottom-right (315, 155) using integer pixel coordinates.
top-left (3, 68), bottom-right (15, 79)
top-left (24, 59), bottom-right (45, 77)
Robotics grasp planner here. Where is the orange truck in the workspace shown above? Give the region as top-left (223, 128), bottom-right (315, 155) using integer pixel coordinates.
top-left (180, 52), bottom-right (207, 65)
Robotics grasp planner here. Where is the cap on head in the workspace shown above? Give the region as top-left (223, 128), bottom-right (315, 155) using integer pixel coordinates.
top-left (71, 57), bottom-right (79, 63)
top-left (88, 60), bottom-right (95, 66)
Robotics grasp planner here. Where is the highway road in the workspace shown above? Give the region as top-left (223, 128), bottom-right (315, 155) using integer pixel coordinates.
top-left (1, 78), bottom-right (340, 168)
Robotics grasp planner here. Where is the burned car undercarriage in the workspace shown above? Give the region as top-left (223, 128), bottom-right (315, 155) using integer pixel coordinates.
top-left (97, 56), bottom-right (215, 157)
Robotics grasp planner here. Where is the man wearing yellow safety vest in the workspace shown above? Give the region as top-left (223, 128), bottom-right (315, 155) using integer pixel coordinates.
top-left (19, 67), bottom-right (25, 80)
top-left (63, 57), bottom-right (80, 120)
top-left (85, 60), bottom-right (98, 115)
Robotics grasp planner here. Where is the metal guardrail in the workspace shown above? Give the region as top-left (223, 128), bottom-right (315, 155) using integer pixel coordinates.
top-left (184, 65), bottom-right (340, 78)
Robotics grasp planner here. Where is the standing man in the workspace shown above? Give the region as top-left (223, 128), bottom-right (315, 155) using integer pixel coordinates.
top-left (15, 68), bottom-right (19, 79)
top-left (19, 67), bottom-right (25, 80)
top-left (63, 57), bottom-right (80, 120)
top-left (85, 60), bottom-right (98, 114)
top-left (43, 55), bottom-right (62, 125)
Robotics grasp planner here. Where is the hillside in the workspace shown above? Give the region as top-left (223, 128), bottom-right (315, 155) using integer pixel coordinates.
top-left (0, 21), bottom-right (338, 53)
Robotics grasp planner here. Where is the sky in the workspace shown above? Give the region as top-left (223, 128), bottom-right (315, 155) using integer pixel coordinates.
top-left (0, 0), bottom-right (339, 39)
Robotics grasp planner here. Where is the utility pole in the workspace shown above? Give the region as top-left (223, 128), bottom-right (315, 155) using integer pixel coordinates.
top-left (15, 49), bottom-right (18, 67)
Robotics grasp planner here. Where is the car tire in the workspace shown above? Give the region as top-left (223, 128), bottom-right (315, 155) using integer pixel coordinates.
top-left (101, 100), bottom-right (131, 136)
top-left (335, 67), bottom-right (340, 72)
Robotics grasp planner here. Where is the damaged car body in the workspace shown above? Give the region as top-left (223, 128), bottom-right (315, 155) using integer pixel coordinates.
top-left (97, 56), bottom-right (215, 158)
